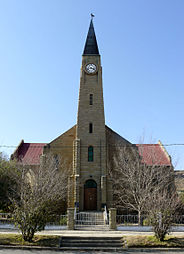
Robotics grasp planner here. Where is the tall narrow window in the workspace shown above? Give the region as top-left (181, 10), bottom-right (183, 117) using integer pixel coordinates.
top-left (88, 146), bottom-right (94, 162)
top-left (54, 154), bottom-right (59, 170)
top-left (89, 123), bottom-right (93, 133)
top-left (89, 94), bottom-right (93, 105)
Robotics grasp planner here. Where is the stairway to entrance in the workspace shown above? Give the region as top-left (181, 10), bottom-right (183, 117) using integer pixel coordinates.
top-left (75, 211), bottom-right (109, 230)
top-left (59, 236), bottom-right (124, 251)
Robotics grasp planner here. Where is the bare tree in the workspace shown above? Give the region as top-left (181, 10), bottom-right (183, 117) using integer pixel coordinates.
top-left (9, 154), bottom-right (69, 242)
top-left (147, 190), bottom-right (180, 241)
top-left (109, 144), bottom-right (174, 225)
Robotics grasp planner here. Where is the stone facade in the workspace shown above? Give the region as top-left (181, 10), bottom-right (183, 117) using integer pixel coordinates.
top-left (74, 54), bottom-right (106, 211)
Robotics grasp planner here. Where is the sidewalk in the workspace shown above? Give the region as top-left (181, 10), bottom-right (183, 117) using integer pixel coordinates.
top-left (1, 223), bottom-right (184, 236)
top-left (0, 228), bottom-right (184, 237)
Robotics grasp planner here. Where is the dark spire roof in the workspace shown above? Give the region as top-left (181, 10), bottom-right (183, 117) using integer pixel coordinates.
top-left (83, 19), bottom-right (99, 55)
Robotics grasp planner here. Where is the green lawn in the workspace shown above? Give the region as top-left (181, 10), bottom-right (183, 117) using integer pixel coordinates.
top-left (0, 234), bottom-right (60, 247)
top-left (1, 234), bottom-right (184, 248)
top-left (124, 235), bottom-right (184, 248)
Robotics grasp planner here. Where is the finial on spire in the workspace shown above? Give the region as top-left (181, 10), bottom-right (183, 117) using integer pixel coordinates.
top-left (91, 13), bottom-right (95, 19)
top-left (83, 15), bottom-right (99, 55)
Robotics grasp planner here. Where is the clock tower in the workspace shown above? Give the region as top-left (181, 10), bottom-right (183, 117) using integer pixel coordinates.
top-left (73, 18), bottom-right (107, 211)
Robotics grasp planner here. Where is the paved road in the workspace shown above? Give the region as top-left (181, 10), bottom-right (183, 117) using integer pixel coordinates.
top-left (0, 249), bottom-right (184, 254)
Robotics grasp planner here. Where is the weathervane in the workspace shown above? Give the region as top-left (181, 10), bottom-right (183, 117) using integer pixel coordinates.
top-left (91, 13), bottom-right (95, 20)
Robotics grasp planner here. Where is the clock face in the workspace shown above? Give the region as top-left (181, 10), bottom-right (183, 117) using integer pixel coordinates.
top-left (85, 63), bottom-right (97, 74)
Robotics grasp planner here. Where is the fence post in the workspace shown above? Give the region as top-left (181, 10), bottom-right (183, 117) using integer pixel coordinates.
top-left (109, 208), bottom-right (117, 230)
top-left (67, 208), bottom-right (75, 230)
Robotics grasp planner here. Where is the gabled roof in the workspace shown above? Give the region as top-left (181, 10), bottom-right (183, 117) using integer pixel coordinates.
top-left (48, 125), bottom-right (76, 146)
top-left (12, 133), bottom-right (171, 167)
top-left (106, 126), bottom-right (171, 166)
top-left (11, 140), bottom-right (46, 165)
top-left (83, 19), bottom-right (99, 55)
top-left (105, 125), bottom-right (132, 145)
top-left (136, 142), bottom-right (171, 166)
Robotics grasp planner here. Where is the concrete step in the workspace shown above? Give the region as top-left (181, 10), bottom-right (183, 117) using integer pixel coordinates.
top-left (59, 236), bottom-right (124, 249)
top-left (61, 242), bottom-right (123, 247)
top-left (75, 221), bottom-right (106, 225)
top-left (61, 236), bottom-right (122, 240)
top-left (62, 239), bottom-right (122, 242)
top-left (75, 226), bottom-right (109, 231)
top-left (59, 247), bottom-right (125, 251)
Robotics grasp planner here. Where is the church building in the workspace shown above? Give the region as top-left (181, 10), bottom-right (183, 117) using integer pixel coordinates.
top-left (12, 18), bottom-right (172, 212)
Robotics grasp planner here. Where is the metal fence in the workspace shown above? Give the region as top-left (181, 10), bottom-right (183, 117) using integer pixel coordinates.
top-left (74, 212), bottom-right (109, 230)
top-left (116, 214), bottom-right (184, 226)
top-left (0, 213), bottom-right (13, 224)
top-left (0, 213), bottom-right (11, 219)
top-left (1, 213), bottom-right (184, 227)
top-left (116, 215), bottom-right (146, 225)
top-left (0, 213), bottom-right (67, 226)
top-left (46, 214), bottom-right (67, 226)
top-left (173, 215), bottom-right (184, 225)
top-left (75, 212), bottom-right (105, 226)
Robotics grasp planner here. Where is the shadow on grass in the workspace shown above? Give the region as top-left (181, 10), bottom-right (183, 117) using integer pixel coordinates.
top-left (125, 235), bottom-right (184, 248)
top-left (32, 236), bottom-right (60, 247)
top-left (0, 234), bottom-right (60, 247)
top-left (0, 234), bottom-right (23, 245)
top-left (167, 237), bottom-right (184, 247)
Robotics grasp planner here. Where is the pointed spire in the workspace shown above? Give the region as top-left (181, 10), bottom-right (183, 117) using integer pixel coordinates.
top-left (83, 18), bottom-right (99, 55)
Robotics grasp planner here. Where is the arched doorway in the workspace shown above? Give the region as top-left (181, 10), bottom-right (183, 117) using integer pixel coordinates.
top-left (84, 179), bottom-right (97, 210)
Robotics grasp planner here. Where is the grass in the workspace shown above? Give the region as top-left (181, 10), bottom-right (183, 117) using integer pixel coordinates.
top-left (0, 234), bottom-right (60, 247)
top-left (124, 235), bottom-right (184, 248)
top-left (1, 234), bottom-right (184, 248)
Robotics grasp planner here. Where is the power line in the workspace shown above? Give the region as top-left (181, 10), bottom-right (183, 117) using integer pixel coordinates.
top-left (1, 144), bottom-right (184, 148)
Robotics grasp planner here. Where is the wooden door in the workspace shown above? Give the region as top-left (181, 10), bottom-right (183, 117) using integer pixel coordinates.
top-left (84, 187), bottom-right (97, 210)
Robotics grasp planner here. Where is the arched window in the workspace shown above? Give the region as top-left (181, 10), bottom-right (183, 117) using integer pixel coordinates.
top-left (84, 179), bottom-right (97, 189)
top-left (88, 146), bottom-right (94, 162)
top-left (89, 123), bottom-right (93, 133)
top-left (89, 94), bottom-right (93, 105)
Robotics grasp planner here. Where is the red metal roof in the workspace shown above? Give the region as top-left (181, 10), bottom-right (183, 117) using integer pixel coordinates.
top-left (12, 140), bottom-right (171, 167)
top-left (136, 144), bottom-right (171, 166)
top-left (14, 142), bottom-right (46, 165)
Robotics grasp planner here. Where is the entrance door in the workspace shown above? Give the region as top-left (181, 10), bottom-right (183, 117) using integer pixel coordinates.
top-left (84, 180), bottom-right (97, 210)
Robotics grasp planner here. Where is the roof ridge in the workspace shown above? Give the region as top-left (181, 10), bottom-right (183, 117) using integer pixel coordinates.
top-left (158, 140), bottom-right (171, 164)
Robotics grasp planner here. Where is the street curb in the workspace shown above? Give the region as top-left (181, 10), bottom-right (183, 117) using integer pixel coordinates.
top-left (0, 244), bottom-right (127, 252)
top-left (125, 248), bottom-right (184, 252)
top-left (1, 245), bottom-right (184, 252)
top-left (0, 245), bottom-right (124, 252)
top-left (0, 245), bottom-right (61, 251)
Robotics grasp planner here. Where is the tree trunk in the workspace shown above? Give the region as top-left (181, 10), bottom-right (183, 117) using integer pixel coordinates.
top-left (22, 228), bottom-right (35, 242)
top-left (138, 210), bottom-right (143, 226)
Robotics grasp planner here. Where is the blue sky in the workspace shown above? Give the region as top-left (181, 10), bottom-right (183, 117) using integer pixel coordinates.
top-left (0, 0), bottom-right (184, 169)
